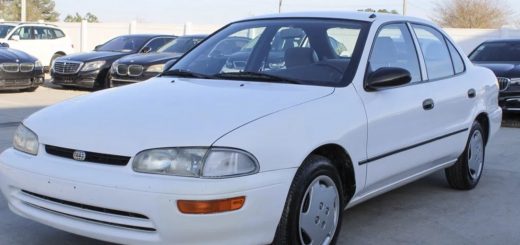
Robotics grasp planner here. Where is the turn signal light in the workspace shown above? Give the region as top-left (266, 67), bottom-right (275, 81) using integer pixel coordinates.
top-left (177, 196), bottom-right (246, 214)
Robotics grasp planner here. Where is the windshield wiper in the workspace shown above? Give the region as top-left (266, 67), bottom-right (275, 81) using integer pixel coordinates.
top-left (162, 69), bottom-right (215, 79)
top-left (215, 71), bottom-right (302, 84)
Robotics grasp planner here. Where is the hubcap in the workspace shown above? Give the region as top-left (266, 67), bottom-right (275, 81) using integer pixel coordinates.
top-left (468, 130), bottom-right (484, 180)
top-left (299, 175), bottom-right (340, 245)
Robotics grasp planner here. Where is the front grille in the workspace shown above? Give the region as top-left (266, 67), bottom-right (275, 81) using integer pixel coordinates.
top-left (128, 65), bottom-right (144, 76)
top-left (19, 63), bottom-right (34, 72)
top-left (1, 63), bottom-right (19, 72)
top-left (0, 79), bottom-right (32, 87)
top-left (497, 77), bottom-right (511, 91)
top-left (45, 145), bottom-right (131, 166)
top-left (21, 190), bottom-right (155, 232)
top-left (117, 64), bottom-right (128, 76)
top-left (53, 61), bottom-right (82, 74)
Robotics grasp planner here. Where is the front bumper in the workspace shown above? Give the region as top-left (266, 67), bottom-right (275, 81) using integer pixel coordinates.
top-left (0, 70), bottom-right (44, 90)
top-left (499, 96), bottom-right (520, 112)
top-left (51, 70), bottom-right (102, 89)
top-left (110, 72), bottom-right (159, 87)
top-left (0, 148), bottom-right (294, 245)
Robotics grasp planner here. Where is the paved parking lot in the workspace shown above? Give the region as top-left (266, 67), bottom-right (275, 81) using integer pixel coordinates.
top-left (0, 85), bottom-right (519, 244)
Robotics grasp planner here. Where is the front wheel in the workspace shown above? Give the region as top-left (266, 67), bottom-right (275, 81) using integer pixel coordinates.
top-left (445, 121), bottom-right (486, 190)
top-left (273, 155), bottom-right (344, 245)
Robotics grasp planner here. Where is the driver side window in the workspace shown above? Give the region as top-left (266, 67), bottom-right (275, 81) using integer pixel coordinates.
top-left (369, 23), bottom-right (422, 83)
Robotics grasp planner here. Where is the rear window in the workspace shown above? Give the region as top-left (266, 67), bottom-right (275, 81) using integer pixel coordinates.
top-left (470, 42), bottom-right (520, 62)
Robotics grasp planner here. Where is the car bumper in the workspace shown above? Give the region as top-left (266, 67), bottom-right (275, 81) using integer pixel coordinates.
top-left (499, 96), bottom-right (520, 112)
top-left (51, 70), bottom-right (102, 88)
top-left (0, 148), bottom-right (294, 245)
top-left (110, 72), bottom-right (159, 87)
top-left (0, 71), bottom-right (44, 90)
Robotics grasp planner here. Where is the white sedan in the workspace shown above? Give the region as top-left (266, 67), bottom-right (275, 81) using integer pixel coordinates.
top-left (0, 12), bottom-right (502, 245)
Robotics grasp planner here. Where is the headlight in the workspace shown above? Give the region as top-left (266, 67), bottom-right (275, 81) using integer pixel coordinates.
top-left (132, 148), bottom-right (259, 178)
top-left (81, 60), bottom-right (106, 72)
top-left (35, 60), bottom-right (42, 68)
top-left (146, 64), bottom-right (165, 73)
top-left (13, 124), bottom-right (39, 155)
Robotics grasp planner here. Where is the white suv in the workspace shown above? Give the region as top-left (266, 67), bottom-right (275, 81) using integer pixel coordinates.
top-left (0, 12), bottom-right (502, 244)
top-left (0, 23), bottom-right (74, 70)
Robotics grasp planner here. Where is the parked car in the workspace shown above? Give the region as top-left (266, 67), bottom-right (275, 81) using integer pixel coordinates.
top-left (0, 22), bottom-right (74, 70)
top-left (110, 35), bottom-right (207, 87)
top-left (51, 34), bottom-right (176, 89)
top-left (0, 43), bottom-right (44, 92)
top-left (470, 39), bottom-right (520, 112)
top-left (0, 12), bottom-right (502, 244)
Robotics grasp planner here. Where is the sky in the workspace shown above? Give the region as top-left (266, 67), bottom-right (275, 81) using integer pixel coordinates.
top-left (53, 0), bottom-right (520, 24)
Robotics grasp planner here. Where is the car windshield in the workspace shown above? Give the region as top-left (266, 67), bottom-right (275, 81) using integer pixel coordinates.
top-left (166, 19), bottom-right (367, 86)
top-left (470, 42), bottom-right (520, 62)
top-left (158, 37), bottom-right (204, 53)
top-left (0, 25), bottom-right (15, 39)
top-left (97, 36), bottom-right (150, 53)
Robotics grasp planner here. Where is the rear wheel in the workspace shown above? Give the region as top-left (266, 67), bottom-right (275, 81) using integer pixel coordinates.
top-left (273, 155), bottom-right (344, 245)
top-left (445, 121), bottom-right (485, 190)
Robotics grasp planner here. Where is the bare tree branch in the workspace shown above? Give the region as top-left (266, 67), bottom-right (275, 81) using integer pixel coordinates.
top-left (432, 0), bottom-right (512, 28)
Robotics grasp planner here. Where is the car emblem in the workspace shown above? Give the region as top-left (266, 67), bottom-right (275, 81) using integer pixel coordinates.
top-left (15, 59), bottom-right (19, 63)
top-left (131, 60), bottom-right (134, 63)
top-left (73, 151), bottom-right (87, 161)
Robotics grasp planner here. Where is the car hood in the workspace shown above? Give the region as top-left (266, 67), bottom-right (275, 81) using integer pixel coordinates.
top-left (24, 77), bottom-right (334, 156)
top-left (0, 47), bottom-right (36, 62)
top-left (473, 62), bottom-right (520, 77)
top-left (117, 52), bottom-right (181, 65)
top-left (59, 51), bottom-right (129, 63)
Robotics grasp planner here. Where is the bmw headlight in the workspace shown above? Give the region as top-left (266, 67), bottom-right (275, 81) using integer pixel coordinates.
top-left (13, 124), bottom-right (39, 155)
top-left (146, 64), bottom-right (165, 73)
top-left (34, 60), bottom-right (42, 68)
top-left (132, 148), bottom-right (259, 178)
top-left (81, 60), bottom-right (106, 72)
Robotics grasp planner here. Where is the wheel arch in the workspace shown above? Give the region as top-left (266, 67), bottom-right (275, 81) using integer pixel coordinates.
top-left (309, 144), bottom-right (356, 203)
top-left (475, 112), bottom-right (490, 145)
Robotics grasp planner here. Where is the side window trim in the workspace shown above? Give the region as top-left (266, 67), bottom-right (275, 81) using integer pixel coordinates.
top-left (406, 22), bottom-right (428, 81)
top-left (444, 37), bottom-right (467, 74)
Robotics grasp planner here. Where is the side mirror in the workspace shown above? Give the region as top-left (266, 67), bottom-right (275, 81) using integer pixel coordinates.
top-left (366, 67), bottom-right (411, 90)
top-left (141, 46), bottom-right (152, 53)
top-left (94, 45), bottom-right (102, 51)
top-left (10, 35), bottom-right (20, 41)
top-left (0, 42), bottom-right (9, 48)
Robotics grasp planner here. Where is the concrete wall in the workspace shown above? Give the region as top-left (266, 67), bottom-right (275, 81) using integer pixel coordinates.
top-left (50, 21), bottom-right (520, 55)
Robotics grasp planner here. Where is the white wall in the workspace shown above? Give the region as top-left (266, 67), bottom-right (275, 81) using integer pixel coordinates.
top-left (53, 22), bottom-right (222, 53)
top-left (50, 21), bottom-right (520, 55)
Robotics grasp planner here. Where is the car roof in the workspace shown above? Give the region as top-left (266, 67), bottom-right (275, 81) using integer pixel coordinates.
top-left (481, 39), bottom-right (520, 44)
top-left (179, 34), bottom-right (207, 39)
top-left (0, 22), bottom-right (59, 28)
top-left (241, 11), bottom-right (430, 24)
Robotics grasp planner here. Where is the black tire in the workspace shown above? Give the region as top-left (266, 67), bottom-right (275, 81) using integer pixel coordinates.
top-left (445, 121), bottom-right (486, 190)
top-left (273, 155), bottom-right (345, 245)
top-left (21, 86), bottom-right (38, 92)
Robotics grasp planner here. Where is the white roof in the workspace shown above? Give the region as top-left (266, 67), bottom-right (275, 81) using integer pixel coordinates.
top-left (242, 11), bottom-right (430, 24)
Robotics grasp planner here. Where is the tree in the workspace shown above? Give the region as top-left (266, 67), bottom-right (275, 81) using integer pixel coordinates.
top-left (358, 8), bottom-right (400, 14)
top-left (64, 12), bottom-right (99, 23)
top-left (1, 0), bottom-right (59, 21)
top-left (433, 0), bottom-right (512, 28)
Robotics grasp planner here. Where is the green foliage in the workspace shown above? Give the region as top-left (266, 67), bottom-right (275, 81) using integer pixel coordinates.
top-left (64, 12), bottom-right (99, 23)
top-left (358, 8), bottom-right (400, 14)
top-left (0, 0), bottom-right (59, 21)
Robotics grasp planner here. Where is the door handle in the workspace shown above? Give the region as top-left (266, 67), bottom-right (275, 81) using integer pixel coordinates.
top-left (423, 98), bottom-right (435, 110)
top-left (468, 89), bottom-right (476, 98)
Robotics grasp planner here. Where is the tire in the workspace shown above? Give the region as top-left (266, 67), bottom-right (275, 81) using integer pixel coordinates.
top-left (21, 86), bottom-right (38, 92)
top-left (445, 121), bottom-right (486, 190)
top-left (273, 155), bottom-right (345, 245)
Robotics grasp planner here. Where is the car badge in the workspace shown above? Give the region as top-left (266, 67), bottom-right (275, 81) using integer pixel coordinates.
top-left (15, 59), bottom-right (19, 63)
top-left (73, 150), bottom-right (87, 161)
